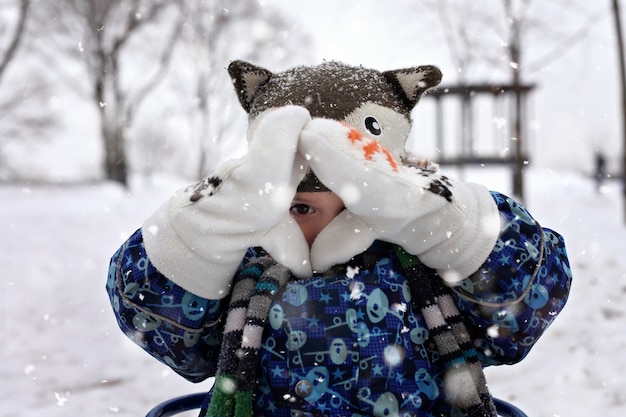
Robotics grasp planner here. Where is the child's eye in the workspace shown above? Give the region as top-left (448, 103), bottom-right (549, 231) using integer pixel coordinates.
top-left (290, 203), bottom-right (314, 215)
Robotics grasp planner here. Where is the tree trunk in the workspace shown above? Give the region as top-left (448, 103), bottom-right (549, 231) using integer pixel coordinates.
top-left (512, 73), bottom-right (525, 202)
top-left (612, 0), bottom-right (626, 223)
top-left (96, 68), bottom-right (128, 186)
top-left (107, 129), bottom-right (129, 186)
top-left (509, 8), bottom-right (525, 202)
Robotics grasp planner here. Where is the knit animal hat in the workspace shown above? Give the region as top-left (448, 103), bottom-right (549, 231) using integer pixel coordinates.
top-left (228, 60), bottom-right (442, 191)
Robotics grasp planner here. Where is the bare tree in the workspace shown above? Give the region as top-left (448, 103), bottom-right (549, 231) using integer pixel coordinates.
top-left (420, 0), bottom-right (606, 199)
top-left (36, 0), bottom-right (184, 186)
top-left (0, 0), bottom-right (29, 85)
top-left (178, 1), bottom-right (256, 179)
top-left (502, 0), bottom-right (530, 199)
top-left (171, 0), bottom-right (313, 178)
top-left (0, 0), bottom-right (60, 181)
top-left (500, 0), bottom-right (606, 198)
top-left (611, 0), bottom-right (626, 222)
top-left (2, 0), bottom-right (309, 183)
top-left (426, 0), bottom-right (605, 81)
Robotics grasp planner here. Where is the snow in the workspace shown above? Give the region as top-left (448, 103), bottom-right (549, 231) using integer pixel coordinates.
top-left (1, 167), bottom-right (624, 417)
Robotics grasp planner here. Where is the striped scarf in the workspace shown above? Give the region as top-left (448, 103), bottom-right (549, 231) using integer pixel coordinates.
top-left (205, 249), bottom-right (496, 417)
top-left (397, 246), bottom-right (497, 417)
top-left (205, 257), bottom-right (291, 417)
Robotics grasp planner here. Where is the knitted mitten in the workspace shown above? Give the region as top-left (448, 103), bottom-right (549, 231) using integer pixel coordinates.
top-left (299, 118), bottom-right (501, 283)
top-left (142, 106), bottom-right (310, 299)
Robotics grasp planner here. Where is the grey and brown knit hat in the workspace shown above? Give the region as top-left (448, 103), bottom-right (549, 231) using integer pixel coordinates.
top-left (296, 169), bottom-right (330, 193)
top-left (228, 60), bottom-right (442, 191)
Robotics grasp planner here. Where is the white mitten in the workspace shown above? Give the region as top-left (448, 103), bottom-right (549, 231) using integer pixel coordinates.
top-left (142, 106), bottom-right (311, 299)
top-left (299, 118), bottom-right (501, 283)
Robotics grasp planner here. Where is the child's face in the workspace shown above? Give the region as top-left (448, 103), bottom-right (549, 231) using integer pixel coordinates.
top-left (290, 192), bottom-right (345, 246)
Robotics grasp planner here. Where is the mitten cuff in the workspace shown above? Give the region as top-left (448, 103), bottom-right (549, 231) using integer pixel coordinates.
top-left (142, 196), bottom-right (247, 300)
top-left (310, 210), bottom-right (378, 273)
top-left (258, 214), bottom-right (312, 278)
top-left (417, 183), bottom-right (501, 283)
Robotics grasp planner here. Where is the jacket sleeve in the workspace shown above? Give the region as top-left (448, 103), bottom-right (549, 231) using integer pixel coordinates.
top-left (452, 192), bottom-right (572, 366)
top-left (106, 228), bottom-right (228, 382)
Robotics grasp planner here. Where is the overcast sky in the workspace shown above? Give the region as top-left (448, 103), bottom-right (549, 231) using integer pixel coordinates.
top-left (271, 0), bottom-right (621, 174)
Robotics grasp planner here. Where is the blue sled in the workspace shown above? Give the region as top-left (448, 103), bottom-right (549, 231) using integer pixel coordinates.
top-left (146, 393), bottom-right (529, 417)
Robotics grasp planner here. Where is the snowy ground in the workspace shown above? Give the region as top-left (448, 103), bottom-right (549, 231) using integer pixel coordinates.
top-left (1, 167), bottom-right (625, 417)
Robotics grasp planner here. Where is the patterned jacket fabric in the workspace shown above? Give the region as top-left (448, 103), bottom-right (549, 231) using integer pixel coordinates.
top-left (106, 192), bottom-right (571, 417)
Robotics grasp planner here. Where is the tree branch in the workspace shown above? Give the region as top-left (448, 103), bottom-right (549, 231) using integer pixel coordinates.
top-left (129, 13), bottom-right (183, 113)
top-left (526, 7), bottom-right (608, 73)
top-left (0, 0), bottom-right (29, 85)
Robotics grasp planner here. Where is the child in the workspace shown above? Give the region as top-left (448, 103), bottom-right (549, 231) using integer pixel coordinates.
top-left (107, 60), bottom-right (572, 417)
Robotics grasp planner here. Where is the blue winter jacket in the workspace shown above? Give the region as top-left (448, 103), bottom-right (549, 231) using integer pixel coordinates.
top-left (106, 192), bottom-right (571, 417)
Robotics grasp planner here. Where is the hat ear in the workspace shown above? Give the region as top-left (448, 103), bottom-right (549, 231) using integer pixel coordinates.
top-left (228, 60), bottom-right (274, 113)
top-left (383, 65), bottom-right (442, 110)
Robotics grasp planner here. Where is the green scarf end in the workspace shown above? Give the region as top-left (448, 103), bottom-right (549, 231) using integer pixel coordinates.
top-left (205, 374), bottom-right (237, 417)
top-left (234, 391), bottom-right (254, 417)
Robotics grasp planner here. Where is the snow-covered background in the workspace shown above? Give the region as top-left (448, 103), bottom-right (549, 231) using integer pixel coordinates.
top-left (2, 167), bottom-right (625, 417)
top-left (2, 1), bottom-right (626, 416)
top-left (2, 0), bottom-right (621, 182)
